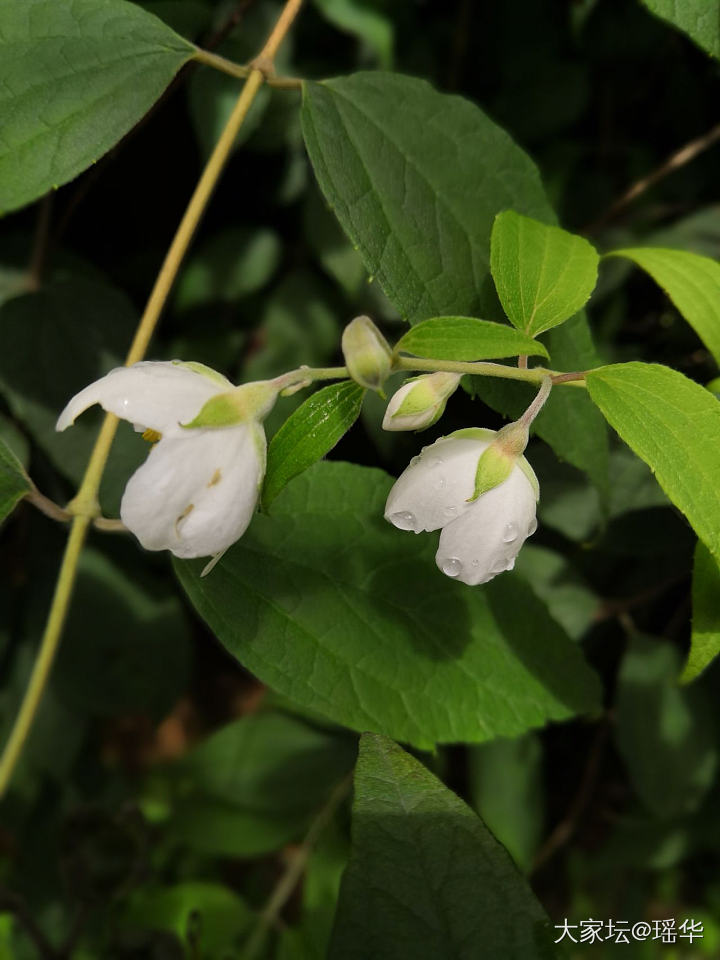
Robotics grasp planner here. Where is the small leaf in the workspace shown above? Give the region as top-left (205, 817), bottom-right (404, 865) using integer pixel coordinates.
top-left (263, 381), bottom-right (365, 509)
top-left (491, 211), bottom-right (599, 337)
top-left (607, 247), bottom-right (720, 366)
top-left (395, 316), bottom-right (549, 361)
top-left (0, 0), bottom-right (195, 213)
top-left (586, 362), bottom-right (720, 564)
top-left (641, 0), bottom-right (720, 60)
top-left (175, 461), bottom-right (600, 750)
top-left (329, 733), bottom-right (554, 959)
top-left (0, 436), bottom-right (30, 524)
top-left (312, 0), bottom-right (394, 67)
top-left (616, 634), bottom-right (718, 819)
top-left (681, 541), bottom-right (720, 683)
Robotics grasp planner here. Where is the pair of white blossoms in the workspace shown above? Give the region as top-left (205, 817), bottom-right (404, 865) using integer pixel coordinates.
top-left (57, 361), bottom-right (539, 585)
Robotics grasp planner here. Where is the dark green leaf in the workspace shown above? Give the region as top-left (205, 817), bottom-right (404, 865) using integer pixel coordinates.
top-left (490, 211), bottom-right (599, 337)
top-left (175, 462), bottom-right (600, 749)
top-left (682, 541), bottom-right (720, 683)
top-left (301, 72), bottom-right (554, 323)
top-left (616, 634), bottom-right (718, 819)
top-left (395, 316), bottom-right (549, 361)
top-left (263, 381), bottom-right (365, 509)
top-left (0, 0), bottom-right (195, 213)
top-left (0, 436), bottom-right (30, 524)
top-left (329, 733), bottom-right (555, 960)
top-left (586, 362), bottom-right (720, 564)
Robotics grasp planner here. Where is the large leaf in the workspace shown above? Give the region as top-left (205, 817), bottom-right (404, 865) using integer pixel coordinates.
top-left (263, 381), bottom-right (365, 509)
top-left (175, 462), bottom-right (600, 750)
top-left (682, 541), bottom-right (720, 683)
top-left (608, 247), bottom-right (720, 366)
top-left (615, 634), bottom-right (717, 819)
top-left (490, 211), bottom-right (599, 337)
top-left (586, 362), bottom-right (720, 563)
top-left (395, 316), bottom-right (548, 361)
top-left (0, 0), bottom-right (196, 214)
top-left (641, 0), bottom-right (720, 60)
top-left (301, 72), bottom-right (554, 323)
top-left (0, 277), bottom-right (147, 515)
top-left (0, 437), bottom-right (30, 524)
top-left (329, 733), bottom-right (555, 960)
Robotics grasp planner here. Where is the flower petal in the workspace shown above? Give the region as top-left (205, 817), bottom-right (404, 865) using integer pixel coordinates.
top-left (120, 423), bottom-right (265, 558)
top-left (435, 465), bottom-right (537, 585)
top-left (56, 361), bottom-right (231, 435)
top-left (384, 435), bottom-right (493, 532)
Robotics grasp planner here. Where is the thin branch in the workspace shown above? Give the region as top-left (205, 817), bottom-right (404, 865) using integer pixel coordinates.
top-left (588, 120), bottom-right (720, 231)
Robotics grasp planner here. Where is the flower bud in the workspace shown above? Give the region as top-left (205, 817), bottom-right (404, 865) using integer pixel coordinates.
top-left (182, 380), bottom-right (279, 428)
top-left (382, 372), bottom-right (461, 432)
top-left (341, 315), bottom-right (392, 392)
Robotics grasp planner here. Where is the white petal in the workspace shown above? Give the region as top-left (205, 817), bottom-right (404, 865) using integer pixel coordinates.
top-left (56, 361), bottom-right (232, 435)
top-left (384, 435), bottom-right (492, 532)
top-left (435, 465), bottom-right (537, 585)
top-left (120, 423), bottom-right (265, 558)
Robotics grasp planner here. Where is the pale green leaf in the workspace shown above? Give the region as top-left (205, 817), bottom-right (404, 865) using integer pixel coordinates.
top-left (681, 541), bottom-right (720, 683)
top-left (586, 362), bottom-right (720, 564)
top-left (641, 0), bottom-right (720, 60)
top-left (491, 211), bottom-right (599, 336)
top-left (263, 381), bottom-right (365, 509)
top-left (0, 0), bottom-right (195, 214)
top-left (0, 436), bottom-right (30, 524)
top-left (175, 462), bottom-right (600, 750)
top-left (329, 733), bottom-right (555, 960)
top-left (301, 73), bottom-right (554, 323)
top-left (616, 634), bottom-right (718, 819)
top-left (608, 247), bottom-right (720, 365)
top-left (312, 0), bottom-right (394, 67)
top-left (395, 316), bottom-right (548, 361)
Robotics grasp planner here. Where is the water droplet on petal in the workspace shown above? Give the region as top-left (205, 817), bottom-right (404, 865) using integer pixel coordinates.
top-left (506, 557), bottom-right (516, 571)
top-left (471, 559), bottom-right (480, 567)
top-left (441, 557), bottom-right (463, 578)
top-left (527, 517), bottom-right (538, 536)
top-left (430, 458), bottom-right (444, 468)
top-left (390, 511), bottom-right (416, 531)
top-left (437, 477), bottom-right (446, 489)
top-left (444, 504), bottom-right (458, 518)
top-left (502, 522), bottom-right (518, 543)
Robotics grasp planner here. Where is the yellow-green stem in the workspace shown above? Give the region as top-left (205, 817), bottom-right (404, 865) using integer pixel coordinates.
top-left (395, 354), bottom-right (587, 386)
top-left (0, 0), bottom-right (304, 801)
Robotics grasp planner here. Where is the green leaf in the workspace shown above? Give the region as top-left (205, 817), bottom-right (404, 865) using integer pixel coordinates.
top-left (490, 211), bottom-right (599, 337)
top-left (615, 634), bottom-right (718, 819)
top-left (586, 362), bottom-right (720, 563)
top-left (0, 436), bottom-right (30, 524)
top-left (301, 72), bottom-right (554, 323)
top-left (395, 316), bottom-right (549, 361)
top-left (468, 733), bottom-right (544, 873)
top-left (167, 710), bottom-right (354, 857)
top-left (0, 277), bottom-right (147, 515)
top-left (312, 0), bottom-right (394, 67)
top-left (641, 0), bottom-right (720, 60)
top-left (0, 0), bottom-right (195, 214)
top-left (329, 733), bottom-right (555, 959)
top-left (175, 462), bottom-right (600, 750)
top-left (682, 541), bottom-right (720, 683)
top-left (608, 247), bottom-right (720, 366)
top-left (263, 381), bottom-right (365, 509)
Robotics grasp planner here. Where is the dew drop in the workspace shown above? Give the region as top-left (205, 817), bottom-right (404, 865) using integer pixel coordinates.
top-left (471, 559), bottom-right (480, 567)
top-left (506, 557), bottom-right (516, 571)
top-left (444, 504), bottom-right (458, 518)
top-left (527, 517), bottom-right (538, 536)
top-left (440, 557), bottom-right (463, 578)
top-left (502, 522), bottom-right (518, 543)
top-left (430, 458), bottom-right (444, 468)
top-left (389, 511), bottom-right (416, 531)
top-left (437, 477), bottom-right (446, 489)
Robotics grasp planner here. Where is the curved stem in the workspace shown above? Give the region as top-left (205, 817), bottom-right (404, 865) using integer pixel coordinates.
top-left (0, 0), bottom-right (305, 801)
top-left (395, 354), bottom-right (587, 386)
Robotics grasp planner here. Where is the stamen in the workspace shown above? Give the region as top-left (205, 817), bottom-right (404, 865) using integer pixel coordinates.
top-left (142, 428), bottom-right (162, 444)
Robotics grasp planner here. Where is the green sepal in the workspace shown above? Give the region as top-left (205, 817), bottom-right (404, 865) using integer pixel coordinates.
top-left (469, 445), bottom-right (514, 501)
top-left (183, 382), bottom-right (278, 429)
top-left (171, 360), bottom-right (232, 387)
top-left (448, 427), bottom-right (497, 442)
top-left (517, 456), bottom-right (540, 501)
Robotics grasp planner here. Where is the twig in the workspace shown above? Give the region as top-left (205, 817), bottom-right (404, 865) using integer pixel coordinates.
top-left (242, 773), bottom-right (353, 960)
top-left (587, 120), bottom-right (720, 231)
top-left (531, 720), bottom-right (609, 873)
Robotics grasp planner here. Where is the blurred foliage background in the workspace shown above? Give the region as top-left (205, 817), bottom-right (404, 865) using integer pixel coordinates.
top-left (2, 0), bottom-right (720, 956)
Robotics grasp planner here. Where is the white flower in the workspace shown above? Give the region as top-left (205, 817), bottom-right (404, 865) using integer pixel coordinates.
top-left (384, 431), bottom-right (538, 585)
top-left (56, 361), bottom-right (268, 559)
